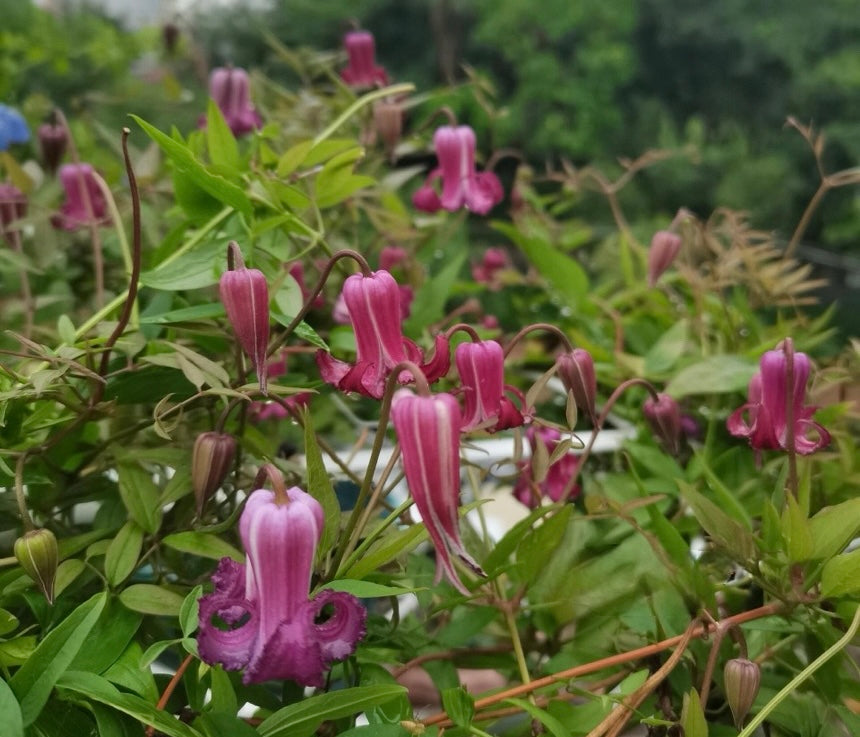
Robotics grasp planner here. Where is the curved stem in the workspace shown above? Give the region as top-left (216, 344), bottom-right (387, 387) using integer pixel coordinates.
top-left (254, 463), bottom-right (288, 503)
top-left (786, 181), bottom-right (828, 257)
top-left (144, 654), bottom-right (194, 737)
top-left (503, 322), bottom-right (574, 358)
top-left (444, 322), bottom-right (482, 342)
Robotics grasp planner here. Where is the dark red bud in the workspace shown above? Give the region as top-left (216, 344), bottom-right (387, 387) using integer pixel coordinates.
top-left (643, 392), bottom-right (682, 455)
top-left (38, 122), bottom-right (68, 175)
top-left (192, 432), bottom-right (237, 515)
top-left (556, 349), bottom-right (597, 426)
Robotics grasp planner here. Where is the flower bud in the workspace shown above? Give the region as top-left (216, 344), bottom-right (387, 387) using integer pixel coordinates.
top-left (14, 528), bottom-right (59, 604)
top-left (0, 183), bottom-right (27, 241)
top-left (37, 121), bottom-right (68, 175)
top-left (724, 657), bottom-right (761, 728)
top-left (192, 432), bottom-right (237, 515)
top-left (647, 229), bottom-right (682, 287)
top-left (643, 392), bottom-right (682, 455)
top-left (373, 100), bottom-right (403, 157)
top-left (556, 349), bottom-right (597, 426)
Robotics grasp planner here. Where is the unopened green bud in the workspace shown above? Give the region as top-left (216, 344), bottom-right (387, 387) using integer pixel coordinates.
top-left (14, 529), bottom-right (59, 604)
top-left (724, 657), bottom-right (761, 728)
top-left (192, 431), bottom-right (237, 516)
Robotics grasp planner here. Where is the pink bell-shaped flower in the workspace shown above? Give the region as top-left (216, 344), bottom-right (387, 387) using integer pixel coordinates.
top-left (204, 66), bottom-right (262, 137)
top-left (455, 340), bottom-right (528, 433)
top-left (219, 242), bottom-right (270, 394)
top-left (316, 270), bottom-right (450, 399)
top-left (391, 389), bottom-right (484, 593)
top-left (52, 163), bottom-right (108, 231)
top-left (341, 30), bottom-right (389, 88)
top-left (197, 482), bottom-right (366, 686)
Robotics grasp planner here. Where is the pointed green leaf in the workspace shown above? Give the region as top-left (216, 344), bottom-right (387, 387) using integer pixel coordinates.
top-left (162, 532), bottom-right (243, 562)
top-left (679, 483), bottom-right (756, 564)
top-left (303, 409), bottom-right (340, 558)
top-left (0, 678), bottom-right (23, 737)
top-left (105, 521), bottom-right (144, 586)
top-left (205, 99), bottom-right (240, 173)
top-left (119, 584), bottom-right (185, 616)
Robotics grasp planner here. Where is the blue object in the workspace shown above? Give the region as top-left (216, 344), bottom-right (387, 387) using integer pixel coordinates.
top-left (0, 104), bottom-right (30, 150)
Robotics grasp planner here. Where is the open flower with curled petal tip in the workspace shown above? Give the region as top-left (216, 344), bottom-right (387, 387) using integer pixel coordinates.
top-left (316, 270), bottom-right (450, 399)
top-left (412, 126), bottom-right (503, 215)
top-left (197, 483), bottom-right (366, 686)
top-left (727, 342), bottom-right (830, 456)
top-left (341, 30), bottom-right (389, 88)
top-left (455, 340), bottom-right (529, 433)
top-left (391, 388), bottom-right (484, 594)
top-left (513, 426), bottom-right (581, 509)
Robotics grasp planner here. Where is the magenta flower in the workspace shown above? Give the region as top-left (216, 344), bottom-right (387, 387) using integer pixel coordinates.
top-left (647, 230), bottom-right (682, 287)
top-left (316, 270), bottom-right (450, 399)
top-left (197, 486), bottom-right (366, 685)
top-left (391, 389), bottom-right (484, 593)
top-left (727, 344), bottom-right (830, 455)
top-left (643, 393), bottom-right (682, 455)
top-left (220, 242), bottom-right (270, 394)
top-left (0, 183), bottom-right (27, 242)
top-left (341, 31), bottom-right (389, 88)
top-left (513, 426), bottom-right (581, 509)
top-left (412, 126), bottom-right (504, 215)
top-left (455, 340), bottom-right (529, 433)
top-left (379, 245), bottom-right (407, 272)
top-left (471, 247), bottom-right (510, 289)
top-left (52, 163), bottom-right (108, 231)
top-left (204, 67), bottom-right (262, 137)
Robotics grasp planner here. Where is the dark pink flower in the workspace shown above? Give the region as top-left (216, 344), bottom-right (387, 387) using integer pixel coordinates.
top-left (727, 343), bottom-right (830, 455)
top-left (341, 31), bottom-right (389, 89)
top-left (204, 67), bottom-right (262, 137)
top-left (513, 426), bottom-right (581, 508)
top-left (391, 389), bottom-right (484, 593)
top-left (220, 242), bottom-right (270, 394)
top-left (643, 393), bottom-right (682, 455)
top-left (412, 126), bottom-right (504, 215)
top-left (471, 247), bottom-right (510, 289)
top-left (52, 163), bottom-right (108, 231)
top-left (197, 486), bottom-right (366, 685)
top-left (455, 340), bottom-right (529, 433)
top-left (316, 270), bottom-right (450, 399)
top-left (648, 230), bottom-right (682, 287)
top-left (379, 245), bottom-right (407, 272)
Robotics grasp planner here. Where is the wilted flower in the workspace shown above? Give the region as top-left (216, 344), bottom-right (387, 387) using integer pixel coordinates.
top-left (643, 392), bottom-right (682, 455)
top-left (412, 126), bottom-right (504, 215)
top-left (14, 529), bottom-right (58, 604)
top-left (197, 485), bottom-right (366, 685)
top-left (204, 67), bottom-right (262, 137)
top-left (0, 183), bottom-right (27, 242)
top-left (456, 340), bottom-right (528, 433)
top-left (391, 389), bottom-right (484, 593)
top-left (513, 426), bottom-right (581, 508)
top-left (373, 100), bottom-right (403, 156)
top-left (471, 248), bottom-right (510, 289)
top-left (38, 120), bottom-right (68, 174)
top-left (647, 230), bottom-right (682, 287)
top-left (219, 241), bottom-right (270, 394)
top-left (556, 348), bottom-right (598, 426)
top-left (0, 105), bottom-right (29, 150)
top-left (341, 30), bottom-right (389, 88)
top-left (52, 163), bottom-right (109, 231)
top-left (727, 341), bottom-right (830, 455)
top-left (191, 432), bottom-right (236, 515)
top-left (316, 270), bottom-right (449, 399)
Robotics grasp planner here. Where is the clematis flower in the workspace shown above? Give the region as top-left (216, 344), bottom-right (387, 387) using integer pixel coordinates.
top-left (0, 105), bottom-right (29, 150)
top-left (513, 426), bottom-right (581, 509)
top-left (455, 340), bottom-right (529, 433)
top-left (197, 485), bottom-right (366, 685)
top-left (391, 389), bottom-right (484, 593)
top-left (203, 67), bottom-right (262, 137)
top-left (341, 30), bottom-right (389, 88)
top-left (727, 342), bottom-right (830, 456)
top-left (0, 183), bottom-right (27, 242)
top-left (471, 247), bottom-right (510, 289)
top-left (556, 348), bottom-right (598, 427)
top-left (220, 242), bottom-right (270, 394)
top-left (643, 393), bottom-right (682, 455)
top-left (52, 163), bottom-right (109, 231)
top-left (412, 126), bottom-right (504, 215)
top-left (316, 270), bottom-right (450, 399)
top-left (647, 230), bottom-right (682, 287)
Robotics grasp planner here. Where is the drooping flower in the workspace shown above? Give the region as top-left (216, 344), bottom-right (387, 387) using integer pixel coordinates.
top-left (203, 67), bottom-right (262, 137)
top-left (513, 426), bottom-right (581, 508)
top-left (37, 120), bottom-right (68, 174)
top-left (0, 105), bottom-right (29, 150)
top-left (52, 163), bottom-right (109, 231)
top-left (219, 242), bottom-right (270, 394)
top-left (471, 247), bottom-right (510, 290)
top-left (455, 340), bottom-right (529, 433)
top-left (412, 126), bottom-right (504, 215)
top-left (647, 230), bottom-right (682, 287)
top-left (0, 183), bottom-right (27, 242)
top-left (341, 31), bottom-right (389, 89)
top-left (727, 342), bottom-right (830, 455)
top-left (643, 393), bottom-right (682, 455)
top-left (391, 389), bottom-right (484, 593)
top-left (316, 270), bottom-right (450, 399)
top-left (197, 485), bottom-right (366, 685)
top-left (556, 348), bottom-right (598, 426)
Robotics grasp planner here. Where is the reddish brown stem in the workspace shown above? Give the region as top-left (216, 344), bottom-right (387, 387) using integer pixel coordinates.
top-left (145, 653), bottom-right (193, 737)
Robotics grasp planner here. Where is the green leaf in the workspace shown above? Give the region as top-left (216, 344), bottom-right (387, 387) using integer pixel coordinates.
top-left (680, 689), bottom-right (709, 737)
top-left (257, 685), bottom-right (408, 737)
top-left (139, 303), bottom-right (225, 325)
top-left (57, 671), bottom-right (201, 737)
top-left (116, 462), bottom-right (162, 534)
top-left (319, 580), bottom-right (417, 598)
top-left (808, 498), bottom-right (860, 561)
top-left (334, 727), bottom-right (408, 737)
top-left (180, 586), bottom-right (202, 638)
top-left (276, 140), bottom-right (314, 177)
top-left (303, 410), bottom-right (340, 558)
top-left (119, 584), bottom-right (185, 616)
top-left (0, 678), bottom-right (23, 737)
top-left (103, 641), bottom-right (159, 702)
top-left (70, 596), bottom-right (142, 674)
top-left (441, 687), bottom-right (474, 729)
top-left (9, 591), bottom-right (106, 726)
top-left (195, 712), bottom-right (258, 737)
top-left (503, 697), bottom-right (570, 737)
top-left (205, 99), bottom-right (240, 173)
top-left (517, 505), bottom-right (572, 581)
top-left (0, 608), bottom-right (19, 636)
top-left (105, 521), bottom-right (144, 587)
top-left (54, 559), bottom-right (87, 599)
top-left (821, 549), bottom-right (860, 597)
top-left (679, 483), bottom-right (756, 564)
top-left (403, 252), bottom-right (467, 336)
top-left (132, 115), bottom-right (252, 219)
top-left (343, 523), bottom-right (427, 580)
top-left (162, 531), bottom-right (243, 562)
top-left (644, 319), bottom-right (688, 376)
top-left (140, 238), bottom-right (224, 291)
top-left (665, 355), bottom-right (758, 398)
top-left (782, 494), bottom-right (813, 563)
top-left (205, 666), bottom-right (238, 718)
